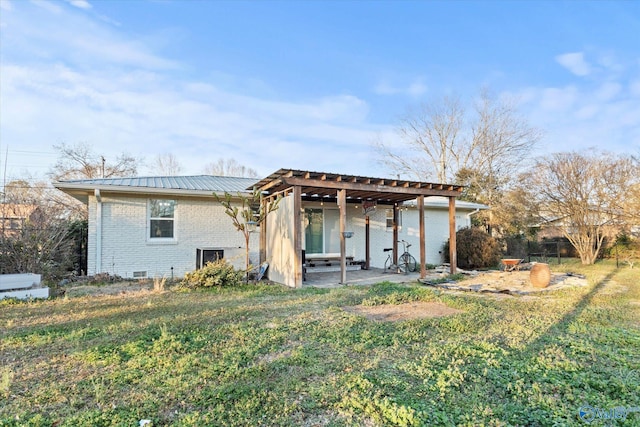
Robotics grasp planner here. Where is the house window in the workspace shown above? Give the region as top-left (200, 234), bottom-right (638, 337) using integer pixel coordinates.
top-left (149, 199), bottom-right (176, 239)
top-left (386, 208), bottom-right (402, 230)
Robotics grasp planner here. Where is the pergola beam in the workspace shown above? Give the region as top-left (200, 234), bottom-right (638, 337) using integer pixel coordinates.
top-left (281, 177), bottom-right (461, 198)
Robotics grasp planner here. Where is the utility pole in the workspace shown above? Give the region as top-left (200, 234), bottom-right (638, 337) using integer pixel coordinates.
top-left (100, 156), bottom-right (105, 178)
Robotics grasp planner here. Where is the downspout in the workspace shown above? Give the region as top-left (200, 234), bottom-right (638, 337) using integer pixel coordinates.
top-left (95, 189), bottom-right (102, 274)
top-left (466, 208), bottom-right (481, 221)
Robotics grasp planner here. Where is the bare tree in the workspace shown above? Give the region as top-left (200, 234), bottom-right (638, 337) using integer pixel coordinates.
top-left (624, 153), bottom-right (640, 229)
top-left (214, 188), bottom-right (281, 279)
top-left (50, 142), bottom-right (140, 181)
top-left (375, 89), bottom-right (541, 235)
top-left (524, 151), bottom-right (637, 265)
top-left (150, 153), bottom-right (183, 176)
top-left (203, 158), bottom-right (259, 178)
top-left (1, 179), bottom-right (80, 278)
top-left (376, 90), bottom-right (540, 185)
top-left (376, 94), bottom-right (465, 183)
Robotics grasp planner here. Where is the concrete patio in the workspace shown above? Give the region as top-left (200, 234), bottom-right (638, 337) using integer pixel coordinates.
top-left (303, 267), bottom-right (422, 288)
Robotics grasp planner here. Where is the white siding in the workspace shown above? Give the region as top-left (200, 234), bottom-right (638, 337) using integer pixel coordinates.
top-left (87, 193), bottom-right (477, 282)
top-left (87, 194), bottom-right (256, 278)
top-left (299, 202), bottom-right (472, 269)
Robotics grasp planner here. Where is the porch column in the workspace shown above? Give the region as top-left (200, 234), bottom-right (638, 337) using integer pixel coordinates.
top-left (418, 195), bottom-right (426, 279)
top-left (338, 189), bottom-right (347, 284)
top-left (260, 196), bottom-right (267, 264)
top-left (95, 189), bottom-right (102, 274)
top-left (393, 203), bottom-right (399, 265)
top-left (293, 186), bottom-right (303, 288)
top-left (449, 196), bottom-right (457, 274)
top-left (365, 215), bottom-right (370, 270)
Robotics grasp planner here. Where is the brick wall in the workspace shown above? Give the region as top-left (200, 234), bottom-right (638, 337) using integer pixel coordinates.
top-left (87, 194), bottom-right (256, 278)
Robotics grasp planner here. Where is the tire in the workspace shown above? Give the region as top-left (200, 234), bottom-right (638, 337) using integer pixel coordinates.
top-left (399, 253), bottom-right (417, 273)
top-left (384, 256), bottom-right (392, 272)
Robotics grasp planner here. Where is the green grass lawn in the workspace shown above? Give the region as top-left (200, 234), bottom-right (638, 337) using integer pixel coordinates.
top-left (1, 261), bottom-right (638, 426)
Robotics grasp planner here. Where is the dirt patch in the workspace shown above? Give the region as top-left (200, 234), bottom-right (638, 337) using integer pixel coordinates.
top-left (423, 270), bottom-right (589, 295)
top-left (343, 301), bottom-right (463, 322)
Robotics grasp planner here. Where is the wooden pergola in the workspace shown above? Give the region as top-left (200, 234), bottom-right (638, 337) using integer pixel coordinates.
top-left (252, 169), bottom-right (464, 287)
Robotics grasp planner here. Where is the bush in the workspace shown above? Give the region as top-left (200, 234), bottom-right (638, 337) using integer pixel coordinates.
top-left (180, 259), bottom-right (244, 289)
top-left (443, 227), bottom-right (501, 269)
top-left (609, 234), bottom-right (639, 269)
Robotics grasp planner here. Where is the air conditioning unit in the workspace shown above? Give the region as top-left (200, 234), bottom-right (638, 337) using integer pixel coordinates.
top-left (196, 248), bottom-right (224, 269)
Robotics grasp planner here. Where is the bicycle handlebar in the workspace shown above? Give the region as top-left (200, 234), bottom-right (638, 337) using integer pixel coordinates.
top-left (397, 240), bottom-right (412, 249)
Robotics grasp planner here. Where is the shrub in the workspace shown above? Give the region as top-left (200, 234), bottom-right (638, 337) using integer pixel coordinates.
top-left (180, 259), bottom-right (243, 289)
top-left (443, 227), bottom-right (501, 269)
top-left (609, 234), bottom-right (639, 269)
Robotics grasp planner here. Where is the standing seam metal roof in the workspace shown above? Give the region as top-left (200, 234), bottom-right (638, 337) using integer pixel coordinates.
top-left (57, 175), bottom-right (259, 193)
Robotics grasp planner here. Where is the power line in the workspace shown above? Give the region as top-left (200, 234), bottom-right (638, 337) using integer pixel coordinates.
top-left (5, 149), bottom-right (58, 156)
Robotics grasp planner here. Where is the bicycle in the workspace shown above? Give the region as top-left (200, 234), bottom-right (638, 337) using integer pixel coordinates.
top-left (383, 240), bottom-right (418, 274)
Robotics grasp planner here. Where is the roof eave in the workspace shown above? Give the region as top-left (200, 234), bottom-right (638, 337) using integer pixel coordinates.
top-left (53, 182), bottom-right (251, 200)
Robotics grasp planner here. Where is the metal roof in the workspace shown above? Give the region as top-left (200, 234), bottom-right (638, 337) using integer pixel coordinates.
top-left (57, 175), bottom-right (258, 192)
top-left (54, 175), bottom-right (259, 203)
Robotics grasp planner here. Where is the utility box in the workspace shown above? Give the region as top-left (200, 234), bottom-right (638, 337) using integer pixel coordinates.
top-left (196, 248), bottom-right (224, 269)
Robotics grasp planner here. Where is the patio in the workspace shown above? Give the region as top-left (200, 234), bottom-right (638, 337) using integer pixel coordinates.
top-left (303, 267), bottom-right (422, 288)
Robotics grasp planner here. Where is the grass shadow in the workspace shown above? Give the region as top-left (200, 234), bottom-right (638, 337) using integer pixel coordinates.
top-left (519, 269), bottom-right (617, 357)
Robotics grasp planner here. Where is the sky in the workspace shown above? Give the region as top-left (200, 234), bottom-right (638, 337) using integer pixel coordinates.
top-left (1, 0), bottom-right (639, 183)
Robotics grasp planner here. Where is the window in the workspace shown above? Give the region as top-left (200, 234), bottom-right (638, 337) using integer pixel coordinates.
top-left (386, 209), bottom-right (393, 229)
top-left (149, 199), bottom-right (176, 239)
top-left (386, 208), bottom-right (402, 230)
top-left (385, 208), bottom-right (402, 230)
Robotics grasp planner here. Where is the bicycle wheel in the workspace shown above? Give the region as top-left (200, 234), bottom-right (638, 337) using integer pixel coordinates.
top-left (384, 255), bottom-right (394, 272)
top-left (399, 253), bottom-right (417, 273)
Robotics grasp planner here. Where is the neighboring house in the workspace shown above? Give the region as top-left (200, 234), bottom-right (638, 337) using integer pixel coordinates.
top-left (0, 204), bottom-right (43, 238)
top-left (54, 170), bottom-right (488, 287)
top-left (533, 209), bottom-right (624, 241)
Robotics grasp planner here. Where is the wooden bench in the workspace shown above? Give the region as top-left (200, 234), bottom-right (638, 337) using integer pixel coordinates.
top-left (304, 256), bottom-right (365, 276)
top-left (305, 255), bottom-right (355, 267)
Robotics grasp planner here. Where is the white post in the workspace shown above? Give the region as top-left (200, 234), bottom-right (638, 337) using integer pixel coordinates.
top-left (95, 189), bottom-right (102, 274)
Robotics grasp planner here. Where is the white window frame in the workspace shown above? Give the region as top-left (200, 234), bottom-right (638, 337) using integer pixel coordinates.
top-left (385, 208), bottom-right (402, 230)
top-left (147, 199), bottom-right (177, 244)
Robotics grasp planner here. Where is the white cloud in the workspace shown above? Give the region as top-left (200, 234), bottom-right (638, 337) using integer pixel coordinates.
top-left (407, 81), bottom-right (428, 97)
top-left (4, 1), bottom-right (176, 70)
top-left (31, 0), bottom-right (63, 14)
top-left (595, 81), bottom-right (621, 101)
top-left (539, 86), bottom-right (579, 112)
top-left (0, 0), bottom-right (12, 11)
top-left (629, 80), bottom-right (640, 97)
top-left (65, 0), bottom-right (91, 9)
top-left (556, 52), bottom-right (591, 77)
top-left (373, 78), bottom-right (427, 97)
top-left (0, 1), bottom-right (386, 179)
top-left (516, 77), bottom-right (640, 156)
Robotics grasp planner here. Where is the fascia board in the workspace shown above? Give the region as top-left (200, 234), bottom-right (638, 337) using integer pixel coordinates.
top-left (53, 183), bottom-right (252, 199)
